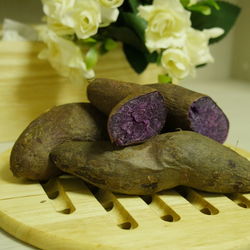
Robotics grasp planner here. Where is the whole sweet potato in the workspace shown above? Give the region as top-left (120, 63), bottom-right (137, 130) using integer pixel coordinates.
top-left (50, 131), bottom-right (250, 195)
top-left (87, 78), bottom-right (167, 146)
top-left (10, 103), bottom-right (107, 180)
top-left (147, 83), bottom-right (229, 143)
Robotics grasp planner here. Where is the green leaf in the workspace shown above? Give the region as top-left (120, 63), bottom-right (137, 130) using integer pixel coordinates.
top-left (75, 37), bottom-right (97, 47)
top-left (203, 0), bottom-right (220, 10)
top-left (99, 26), bottom-right (145, 52)
top-left (120, 12), bottom-right (147, 42)
top-left (85, 46), bottom-right (99, 70)
top-left (123, 44), bottom-right (148, 74)
top-left (187, 0), bottom-right (220, 15)
top-left (196, 63), bottom-right (207, 68)
top-left (99, 38), bottom-right (118, 55)
top-left (83, 37), bottom-right (97, 44)
top-left (158, 74), bottom-right (172, 84)
top-left (104, 38), bottom-right (117, 51)
top-left (127, 0), bottom-right (140, 13)
top-left (180, 0), bottom-right (190, 8)
top-left (141, 0), bottom-right (153, 4)
top-left (146, 51), bottom-right (158, 63)
top-left (98, 23), bottom-right (152, 74)
top-left (191, 1), bottom-right (241, 44)
top-left (188, 5), bottom-right (212, 15)
top-left (188, 0), bottom-right (220, 12)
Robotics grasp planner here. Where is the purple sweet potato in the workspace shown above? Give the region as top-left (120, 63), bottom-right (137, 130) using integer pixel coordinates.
top-left (87, 78), bottom-right (167, 146)
top-left (50, 131), bottom-right (250, 195)
top-left (147, 83), bottom-right (229, 143)
top-left (10, 103), bottom-right (107, 180)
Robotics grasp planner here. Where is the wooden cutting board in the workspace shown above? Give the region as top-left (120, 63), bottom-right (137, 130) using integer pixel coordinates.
top-left (1, 148), bottom-right (250, 250)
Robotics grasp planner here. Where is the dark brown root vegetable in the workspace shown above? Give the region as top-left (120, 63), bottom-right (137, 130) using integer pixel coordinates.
top-left (50, 131), bottom-right (250, 195)
top-left (87, 78), bottom-right (167, 146)
top-left (10, 103), bottom-right (108, 180)
top-left (147, 83), bottom-right (229, 143)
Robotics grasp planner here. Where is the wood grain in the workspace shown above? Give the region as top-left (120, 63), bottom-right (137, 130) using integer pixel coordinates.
top-left (1, 148), bottom-right (250, 250)
top-left (1, 40), bottom-right (250, 249)
top-left (0, 41), bottom-right (160, 142)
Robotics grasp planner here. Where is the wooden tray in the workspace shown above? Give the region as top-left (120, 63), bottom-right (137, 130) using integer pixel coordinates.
top-left (1, 147), bottom-right (250, 250)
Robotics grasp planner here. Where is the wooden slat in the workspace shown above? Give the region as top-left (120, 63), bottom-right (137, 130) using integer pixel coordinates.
top-left (196, 191), bottom-right (244, 212)
top-left (157, 189), bottom-right (203, 220)
top-left (112, 194), bottom-right (165, 228)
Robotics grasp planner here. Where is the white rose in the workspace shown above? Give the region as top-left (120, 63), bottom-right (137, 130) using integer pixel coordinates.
top-left (98, 0), bottom-right (124, 27)
top-left (161, 48), bottom-right (194, 80)
top-left (46, 17), bottom-right (75, 36)
top-left (42, 0), bottom-right (102, 39)
top-left (98, 0), bottom-right (124, 8)
top-left (42, 0), bottom-right (75, 20)
top-left (203, 27), bottom-right (225, 39)
top-left (185, 27), bottom-right (224, 66)
top-left (138, 0), bottom-right (191, 51)
top-left (67, 0), bottom-right (101, 39)
top-left (39, 27), bottom-right (94, 80)
top-left (100, 6), bottom-right (119, 27)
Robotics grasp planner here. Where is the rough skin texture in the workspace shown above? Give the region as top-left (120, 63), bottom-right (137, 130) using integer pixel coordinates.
top-left (189, 97), bottom-right (229, 143)
top-left (50, 131), bottom-right (250, 195)
top-left (10, 103), bottom-right (107, 180)
top-left (108, 92), bottom-right (167, 146)
top-left (147, 83), bottom-right (229, 143)
top-left (88, 78), bottom-right (168, 146)
top-left (87, 78), bottom-right (158, 115)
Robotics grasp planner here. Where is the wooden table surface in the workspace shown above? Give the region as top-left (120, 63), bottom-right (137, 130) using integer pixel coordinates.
top-left (0, 40), bottom-right (250, 249)
top-left (1, 79), bottom-right (250, 249)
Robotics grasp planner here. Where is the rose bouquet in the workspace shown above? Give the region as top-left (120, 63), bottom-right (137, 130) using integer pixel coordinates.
top-left (38, 0), bottom-right (240, 83)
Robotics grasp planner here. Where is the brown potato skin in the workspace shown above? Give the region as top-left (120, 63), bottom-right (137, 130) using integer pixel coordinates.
top-left (87, 78), bottom-right (157, 115)
top-left (147, 83), bottom-right (208, 130)
top-left (50, 131), bottom-right (250, 195)
top-left (147, 83), bottom-right (229, 143)
top-left (87, 78), bottom-right (167, 146)
top-left (10, 103), bottom-right (108, 180)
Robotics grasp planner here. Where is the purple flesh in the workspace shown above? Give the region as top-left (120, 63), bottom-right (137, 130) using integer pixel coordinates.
top-left (108, 92), bottom-right (167, 146)
top-left (189, 96), bottom-right (229, 143)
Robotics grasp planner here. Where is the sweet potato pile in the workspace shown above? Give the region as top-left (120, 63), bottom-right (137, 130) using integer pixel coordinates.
top-left (10, 78), bottom-right (250, 195)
